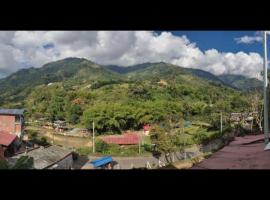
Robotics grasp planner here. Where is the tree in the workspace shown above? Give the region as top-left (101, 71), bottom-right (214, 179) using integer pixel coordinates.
top-left (46, 96), bottom-right (66, 122)
top-left (149, 125), bottom-right (176, 163)
top-left (0, 156), bottom-right (34, 169)
top-left (67, 104), bottom-right (83, 124)
top-left (248, 90), bottom-right (263, 132)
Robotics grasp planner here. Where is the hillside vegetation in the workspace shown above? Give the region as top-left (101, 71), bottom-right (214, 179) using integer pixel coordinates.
top-left (0, 58), bottom-right (256, 135)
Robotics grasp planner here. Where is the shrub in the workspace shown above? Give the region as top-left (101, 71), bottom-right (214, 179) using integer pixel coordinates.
top-left (37, 137), bottom-right (49, 146)
top-left (76, 147), bottom-right (91, 156)
top-left (142, 144), bottom-right (152, 152)
top-left (95, 139), bottom-right (109, 153)
top-left (28, 130), bottom-right (38, 140)
top-left (192, 131), bottom-right (208, 144)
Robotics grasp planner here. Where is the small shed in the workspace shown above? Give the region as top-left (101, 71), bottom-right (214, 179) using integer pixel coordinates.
top-left (53, 120), bottom-right (67, 132)
top-left (0, 131), bottom-right (20, 157)
top-left (7, 145), bottom-right (73, 169)
top-left (101, 133), bottom-right (140, 145)
top-left (90, 156), bottom-right (113, 169)
top-left (143, 124), bottom-right (151, 135)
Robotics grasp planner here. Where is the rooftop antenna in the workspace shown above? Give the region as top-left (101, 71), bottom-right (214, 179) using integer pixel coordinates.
top-left (263, 31), bottom-right (270, 150)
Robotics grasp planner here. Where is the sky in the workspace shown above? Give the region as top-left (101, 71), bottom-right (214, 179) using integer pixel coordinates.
top-left (0, 31), bottom-right (266, 79)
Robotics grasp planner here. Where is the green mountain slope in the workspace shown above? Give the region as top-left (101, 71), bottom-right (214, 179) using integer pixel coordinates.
top-left (0, 57), bottom-right (122, 105)
top-left (218, 74), bottom-right (263, 90)
top-left (0, 58), bottom-right (251, 134)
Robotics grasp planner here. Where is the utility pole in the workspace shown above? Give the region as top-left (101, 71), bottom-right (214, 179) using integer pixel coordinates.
top-left (92, 121), bottom-right (95, 153)
top-left (138, 134), bottom-right (141, 154)
top-left (263, 31), bottom-right (269, 145)
top-left (220, 112), bottom-right (223, 133)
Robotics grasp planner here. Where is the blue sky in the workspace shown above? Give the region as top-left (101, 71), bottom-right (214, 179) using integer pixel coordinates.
top-left (157, 31), bottom-right (264, 55)
top-left (0, 31), bottom-right (265, 78)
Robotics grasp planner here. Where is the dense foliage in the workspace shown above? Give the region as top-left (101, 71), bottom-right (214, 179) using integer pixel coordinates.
top-left (0, 58), bottom-right (257, 136)
top-left (0, 156), bottom-right (34, 169)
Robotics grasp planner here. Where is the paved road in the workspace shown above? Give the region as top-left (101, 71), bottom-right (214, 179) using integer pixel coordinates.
top-left (192, 134), bottom-right (270, 169)
top-left (83, 148), bottom-right (201, 169)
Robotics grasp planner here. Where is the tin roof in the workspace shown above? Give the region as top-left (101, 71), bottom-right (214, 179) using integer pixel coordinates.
top-left (0, 109), bottom-right (24, 115)
top-left (192, 134), bottom-right (270, 169)
top-left (0, 131), bottom-right (17, 146)
top-left (90, 156), bottom-right (113, 168)
top-left (101, 133), bottom-right (140, 145)
top-left (7, 145), bottom-right (72, 169)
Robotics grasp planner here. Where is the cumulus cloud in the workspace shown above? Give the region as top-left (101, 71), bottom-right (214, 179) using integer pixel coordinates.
top-left (234, 31), bottom-right (263, 44)
top-left (235, 35), bottom-right (262, 44)
top-left (0, 31), bottom-right (264, 78)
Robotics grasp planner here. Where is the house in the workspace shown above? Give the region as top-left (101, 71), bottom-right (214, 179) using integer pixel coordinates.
top-left (101, 133), bottom-right (140, 145)
top-left (143, 124), bottom-right (151, 135)
top-left (229, 112), bottom-right (242, 122)
top-left (0, 109), bottom-right (25, 138)
top-left (0, 131), bottom-right (21, 158)
top-left (53, 120), bottom-right (67, 132)
top-left (7, 145), bottom-right (73, 169)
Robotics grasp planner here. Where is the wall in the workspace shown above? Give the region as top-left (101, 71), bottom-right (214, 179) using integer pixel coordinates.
top-left (0, 115), bottom-right (15, 134)
top-left (0, 115), bottom-right (22, 137)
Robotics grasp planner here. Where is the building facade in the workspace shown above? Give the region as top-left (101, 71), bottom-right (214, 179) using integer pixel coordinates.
top-left (0, 109), bottom-right (24, 138)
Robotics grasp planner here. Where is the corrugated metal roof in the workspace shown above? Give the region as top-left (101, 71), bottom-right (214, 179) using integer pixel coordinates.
top-left (0, 131), bottom-right (17, 146)
top-left (90, 156), bottom-right (113, 168)
top-left (101, 133), bottom-right (140, 145)
top-left (0, 109), bottom-right (24, 115)
top-left (8, 145), bottom-right (72, 169)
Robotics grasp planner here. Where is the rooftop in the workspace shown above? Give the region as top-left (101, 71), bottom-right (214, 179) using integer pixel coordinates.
top-left (192, 134), bottom-right (270, 169)
top-left (0, 131), bottom-right (17, 146)
top-left (8, 145), bottom-right (72, 169)
top-left (90, 156), bottom-right (113, 168)
top-left (101, 133), bottom-right (140, 145)
top-left (0, 109), bottom-right (24, 115)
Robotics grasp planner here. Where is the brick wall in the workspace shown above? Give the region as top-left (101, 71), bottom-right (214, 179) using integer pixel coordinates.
top-left (0, 115), bottom-right (15, 134)
top-left (0, 115), bottom-right (22, 137)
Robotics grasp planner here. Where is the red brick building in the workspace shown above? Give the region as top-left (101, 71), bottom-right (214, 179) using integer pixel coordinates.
top-left (0, 109), bottom-right (24, 138)
top-left (0, 131), bottom-right (20, 158)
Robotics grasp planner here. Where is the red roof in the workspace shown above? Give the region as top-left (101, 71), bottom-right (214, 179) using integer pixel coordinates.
top-left (0, 131), bottom-right (17, 146)
top-left (101, 133), bottom-right (140, 145)
top-left (143, 125), bottom-right (151, 131)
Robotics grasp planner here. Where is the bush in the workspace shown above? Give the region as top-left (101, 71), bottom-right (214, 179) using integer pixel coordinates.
top-left (192, 131), bottom-right (208, 144)
top-left (142, 144), bottom-right (152, 152)
top-left (27, 130), bottom-right (49, 146)
top-left (0, 156), bottom-right (34, 169)
top-left (28, 130), bottom-right (38, 140)
top-left (95, 139), bottom-right (109, 153)
top-left (37, 137), bottom-right (49, 146)
top-left (76, 147), bottom-right (91, 156)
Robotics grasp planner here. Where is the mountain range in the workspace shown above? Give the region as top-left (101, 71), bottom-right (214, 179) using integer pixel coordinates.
top-left (0, 57), bottom-right (262, 107)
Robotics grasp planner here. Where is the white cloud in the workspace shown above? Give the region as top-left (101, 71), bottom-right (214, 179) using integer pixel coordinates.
top-left (0, 31), bottom-right (264, 78)
top-left (235, 36), bottom-right (262, 44)
top-left (235, 31), bottom-right (263, 44)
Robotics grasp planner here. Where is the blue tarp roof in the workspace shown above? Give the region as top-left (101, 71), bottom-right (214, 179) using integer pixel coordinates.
top-left (90, 156), bottom-right (113, 168)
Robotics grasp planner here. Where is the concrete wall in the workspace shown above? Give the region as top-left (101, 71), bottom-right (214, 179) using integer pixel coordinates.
top-left (48, 154), bottom-right (73, 169)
